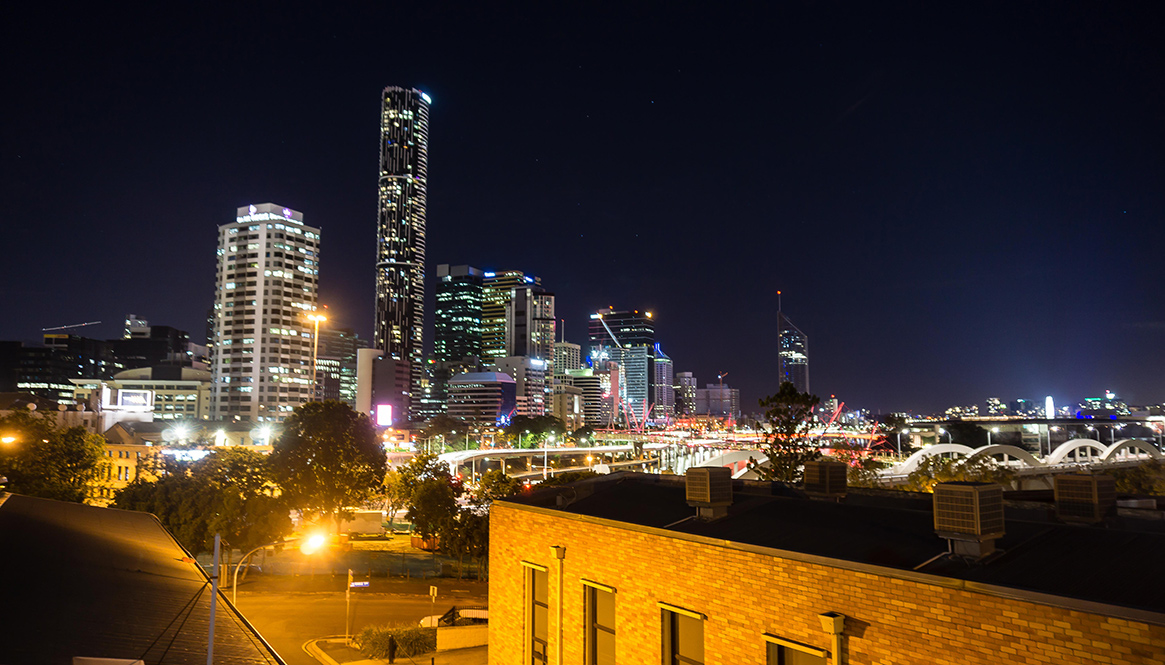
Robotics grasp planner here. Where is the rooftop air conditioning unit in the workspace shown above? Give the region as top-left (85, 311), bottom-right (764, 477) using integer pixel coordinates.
top-left (1055, 474), bottom-right (1115, 524)
top-left (686, 466), bottom-right (732, 520)
top-left (803, 460), bottom-right (848, 498)
top-left (933, 482), bottom-right (1005, 559)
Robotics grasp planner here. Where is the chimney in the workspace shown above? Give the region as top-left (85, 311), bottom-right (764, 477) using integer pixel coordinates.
top-left (1054, 474), bottom-right (1115, 524)
top-left (686, 466), bottom-right (733, 521)
top-left (933, 482), bottom-right (1005, 559)
top-left (803, 460), bottom-right (847, 499)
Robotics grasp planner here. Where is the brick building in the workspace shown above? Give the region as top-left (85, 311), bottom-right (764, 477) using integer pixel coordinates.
top-left (489, 471), bottom-right (1165, 664)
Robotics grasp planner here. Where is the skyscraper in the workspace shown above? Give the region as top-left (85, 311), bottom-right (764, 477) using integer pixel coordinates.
top-left (317, 327), bottom-right (368, 407)
top-left (375, 86), bottom-right (431, 421)
top-left (588, 309), bottom-right (656, 423)
top-left (481, 271), bottom-right (539, 360)
top-left (652, 343), bottom-right (674, 420)
top-left (506, 286), bottom-right (555, 364)
top-left (434, 264), bottom-right (484, 362)
top-left (210, 203), bottom-right (320, 422)
top-left (777, 311), bottom-right (809, 394)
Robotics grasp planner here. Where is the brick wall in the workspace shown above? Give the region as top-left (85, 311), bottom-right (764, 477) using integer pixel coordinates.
top-left (489, 502), bottom-right (1165, 665)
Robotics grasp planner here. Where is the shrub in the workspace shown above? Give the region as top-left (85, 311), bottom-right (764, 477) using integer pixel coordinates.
top-left (356, 625), bottom-right (437, 658)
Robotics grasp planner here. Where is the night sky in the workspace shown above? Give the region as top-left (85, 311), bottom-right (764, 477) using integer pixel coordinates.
top-left (2, 3), bottom-right (1163, 414)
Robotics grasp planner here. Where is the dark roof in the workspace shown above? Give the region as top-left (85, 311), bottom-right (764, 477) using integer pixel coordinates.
top-left (0, 391), bottom-right (60, 411)
top-left (0, 493), bottom-right (284, 664)
top-left (510, 472), bottom-right (1165, 615)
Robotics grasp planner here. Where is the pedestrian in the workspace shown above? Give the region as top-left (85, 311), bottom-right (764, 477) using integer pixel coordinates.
top-left (387, 634), bottom-right (397, 664)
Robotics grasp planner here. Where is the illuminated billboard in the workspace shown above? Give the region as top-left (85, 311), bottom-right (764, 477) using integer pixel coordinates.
top-left (376, 404), bottom-right (393, 427)
top-left (118, 390), bottom-right (153, 408)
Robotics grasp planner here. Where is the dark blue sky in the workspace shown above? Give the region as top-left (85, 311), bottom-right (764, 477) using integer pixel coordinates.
top-left (2, 3), bottom-right (1162, 414)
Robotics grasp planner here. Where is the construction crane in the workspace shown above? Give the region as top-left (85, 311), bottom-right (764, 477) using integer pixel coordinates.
top-left (42, 321), bottom-right (101, 332)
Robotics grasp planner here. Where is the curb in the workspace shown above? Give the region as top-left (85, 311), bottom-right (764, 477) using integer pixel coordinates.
top-left (303, 637), bottom-right (346, 665)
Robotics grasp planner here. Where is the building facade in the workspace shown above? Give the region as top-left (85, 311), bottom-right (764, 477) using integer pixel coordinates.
top-left (674, 371), bottom-right (697, 416)
top-left (209, 203), bottom-right (320, 422)
top-left (491, 356), bottom-right (548, 417)
top-left (553, 342), bottom-right (581, 375)
top-left (434, 264), bottom-right (484, 363)
top-left (506, 287), bottom-right (556, 367)
top-left (317, 327), bottom-right (368, 407)
top-left (489, 473), bottom-right (1165, 665)
top-left (652, 343), bottom-right (674, 421)
top-left (695, 382), bottom-right (740, 419)
top-left (482, 271), bottom-right (539, 360)
top-left (375, 86), bottom-right (431, 420)
top-left (447, 371), bottom-right (517, 427)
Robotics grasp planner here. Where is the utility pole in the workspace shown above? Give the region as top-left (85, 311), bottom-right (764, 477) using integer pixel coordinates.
top-left (207, 533), bottom-right (220, 665)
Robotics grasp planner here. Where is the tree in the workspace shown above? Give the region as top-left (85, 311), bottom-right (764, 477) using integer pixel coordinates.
top-left (503, 415), bottom-right (567, 447)
top-left (1109, 461), bottom-right (1165, 495)
top-left (115, 448), bottom-right (292, 556)
top-left (475, 469), bottom-right (521, 505)
top-left (420, 414), bottom-right (463, 451)
top-left (903, 454), bottom-right (1014, 493)
top-left (409, 478), bottom-right (457, 540)
top-left (269, 400), bottom-right (386, 531)
top-left (570, 425), bottom-right (596, 443)
top-left (748, 382), bottom-right (821, 483)
top-left (379, 467), bottom-right (411, 529)
top-left (539, 470), bottom-right (598, 487)
top-left (0, 410), bottom-right (107, 503)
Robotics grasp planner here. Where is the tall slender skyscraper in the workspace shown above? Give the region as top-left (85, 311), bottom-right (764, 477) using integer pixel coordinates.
top-left (210, 203), bottom-right (320, 422)
top-left (375, 86), bottom-right (430, 420)
top-left (777, 311), bottom-right (809, 394)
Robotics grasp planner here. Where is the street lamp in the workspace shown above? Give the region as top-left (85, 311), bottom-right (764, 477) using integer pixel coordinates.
top-left (233, 533), bottom-right (326, 604)
top-left (306, 312), bottom-right (327, 401)
top-left (1086, 425), bottom-right (1098, 441)
top-left (988, 427), bottom-right (999, 446)
top-left (1112, 423), bottom-right (1123, 444)
top-left (897, 429), bottom-right (908, 456)
top-left (939, 428), bottom-right (951, 444)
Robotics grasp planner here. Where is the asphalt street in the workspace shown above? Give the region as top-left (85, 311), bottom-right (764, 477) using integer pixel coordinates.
top-left (235, 582), bottom-right (488, 665)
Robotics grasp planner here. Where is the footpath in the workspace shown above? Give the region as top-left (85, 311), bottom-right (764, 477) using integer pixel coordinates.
top-left (305, 637), bottom-right (487, 665)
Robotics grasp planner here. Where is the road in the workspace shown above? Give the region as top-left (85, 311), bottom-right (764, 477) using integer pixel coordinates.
top-left (234, 581), bottom-right (487, 665)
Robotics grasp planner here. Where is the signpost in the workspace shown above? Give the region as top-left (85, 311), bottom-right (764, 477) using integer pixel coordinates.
top-left (430, 585), bottom-right (437, 618)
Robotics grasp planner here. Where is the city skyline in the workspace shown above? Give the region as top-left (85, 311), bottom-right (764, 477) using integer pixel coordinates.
top-left (2, 5), bottom-right (1162, 413)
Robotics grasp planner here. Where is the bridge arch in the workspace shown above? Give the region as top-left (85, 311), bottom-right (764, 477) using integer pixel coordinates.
top-left (1046, 439), bottom-right (1107, 465)
top-left (894, 443), bottom-right (975, 474)
top-left (967, 445), bottom-right (1043, 467)
top-left (1100, 439), bottom-right (1164, 463)
top-left (702, 450), bottom-right (766, 477)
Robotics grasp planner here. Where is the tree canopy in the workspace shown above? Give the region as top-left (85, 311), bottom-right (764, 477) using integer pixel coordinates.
top-left (115, 448), bottom-right (291, 555)
top-left (0, 409), bottom-right (107, 502)
top-left (503, 415), bottom-right (567, 447)
top-left (268, 400), bottom-right (386, 530)
top-left (748, 382), bottom-right (821, 483)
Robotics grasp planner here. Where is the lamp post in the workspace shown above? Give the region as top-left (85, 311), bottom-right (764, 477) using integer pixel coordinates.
top-left (988, 427), bottom-right (999, 446)
top-left (1086, 425), bottom-right (1098, 441)
top-left (233, 533), bottom-right (326, 604)
top-left (1112, 424), bottom-right (1122, 444)
top-left (897, 429), bottom-right (908, 456)
top-left (939, 428), bottom-right (951, 444)
top-left (306, 313), bottom-right (327, 401)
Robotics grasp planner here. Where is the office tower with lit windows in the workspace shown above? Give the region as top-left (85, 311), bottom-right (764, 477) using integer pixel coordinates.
top-left (482, 271), bottom-right (539, 360)
top-left (553, 342), bottom-right (581, 375)
top-left (210, 203), bottom-right (320, 422)
top-left (317, 327), bottom-right (368, 407)
top-left (506, 286), bottom-right (555, 365)
top-left (652, 343), bottom-right (674, 420)
top-left (588, 308), bottom-right (656, 423)
top-left (375, 86), bottom-right (431, 420)
top-left (434, 264), bottom-right (484, 362)
top-left (674, 371), bottom-right (697, 416)
top-left (777, 311), bottom-right (809, 394)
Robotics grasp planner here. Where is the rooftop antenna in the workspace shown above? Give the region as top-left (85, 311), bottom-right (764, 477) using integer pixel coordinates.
top-left (777, 290), bottom-right (782, 312)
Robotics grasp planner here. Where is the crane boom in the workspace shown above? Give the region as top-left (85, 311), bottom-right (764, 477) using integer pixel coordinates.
top-left (42, 321), bottom-right (101, 332)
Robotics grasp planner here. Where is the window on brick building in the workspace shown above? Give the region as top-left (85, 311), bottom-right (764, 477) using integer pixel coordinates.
top-left (527, 565), bottom-right (549, 664)
top-left (764, 634), bottom-right (828, 665)
top-left (660, 603), bottom-right (703, 665)
top-left (584, 581), bottom-right (615, 665)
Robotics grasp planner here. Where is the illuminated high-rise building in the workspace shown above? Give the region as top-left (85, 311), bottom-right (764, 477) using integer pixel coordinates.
top-left (210, 203), bottom-right (320, 422)
top-left (777, 311), bottom-right (809, 394)
top-left (482, 271), bottom-right (539, 360)
top-left (506, 286), bottom-right (555, 365)
top-left (588, 308), bottom-right (657, 423)
top-left (434, 264), bottom-right (484, 362)
top-left (375, 86), bottom-right (431, 420)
